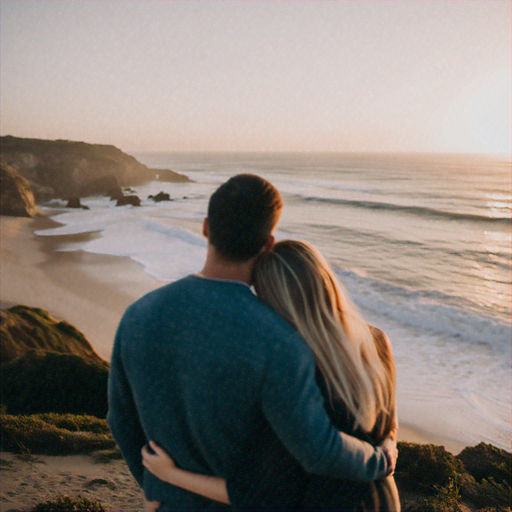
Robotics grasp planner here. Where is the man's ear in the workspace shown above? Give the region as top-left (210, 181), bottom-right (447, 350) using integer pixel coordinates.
top-left (261, 235), bottom-right (275, 253)
top-left (202, 218), bottom-right (209, 238)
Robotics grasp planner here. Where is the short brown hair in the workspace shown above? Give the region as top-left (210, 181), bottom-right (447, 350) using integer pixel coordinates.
top-left (207, 174), bottom-right (282, 261)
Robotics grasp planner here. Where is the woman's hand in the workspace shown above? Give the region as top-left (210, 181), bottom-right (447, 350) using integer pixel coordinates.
top-left (379, 437), bottom-right (398, 476)
top-left (142, 441), bottom-right (178, 483)
top-left (144, 497), bottom-right (161, 512)
top-left (142, 440), bottom-right (230, 505)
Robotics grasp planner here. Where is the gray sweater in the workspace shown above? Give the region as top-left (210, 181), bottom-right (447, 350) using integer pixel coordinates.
top-left (108, 275), bottom-right (389, 510)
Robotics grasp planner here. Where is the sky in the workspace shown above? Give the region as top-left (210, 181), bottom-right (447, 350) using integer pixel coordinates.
top-left (1, 1), bottom-right (510, 154)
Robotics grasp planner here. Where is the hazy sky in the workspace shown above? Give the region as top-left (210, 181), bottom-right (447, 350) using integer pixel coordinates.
top-left (1, 1), bottom-right (510, 154)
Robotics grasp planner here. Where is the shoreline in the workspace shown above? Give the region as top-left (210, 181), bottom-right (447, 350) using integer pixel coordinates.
top-left (1, 212), bottom-right (470, 454)
top-left (1, 213), bottom-right (161, 361)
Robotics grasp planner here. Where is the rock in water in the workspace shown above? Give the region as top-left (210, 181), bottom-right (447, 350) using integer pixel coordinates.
top-left (116, 195), bottom-right (141, 207)
top-left (66, 197), bottom-right (82, 208)
top-left (0, 162), bottom-right (39, 217)
top-left (150, 191), bottom-right (172, 202)
top-left (107, 185), bottom-right (124, 201)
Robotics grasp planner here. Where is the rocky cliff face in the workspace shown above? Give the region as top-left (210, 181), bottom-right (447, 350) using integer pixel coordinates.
top-left (0, 305), bottom-right (105, 365)
top-left (0, 305), bottom-right (110, 417)
top-left (0, 162), bottom-right (40, 217)
top-left (0, 136), bottom-right (190, 201)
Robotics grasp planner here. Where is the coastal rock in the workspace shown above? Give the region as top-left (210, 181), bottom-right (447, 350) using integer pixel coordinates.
top-left (150, 191), bottom-right (171, 202)
top-left (154, 168), bottom-right (191, 183)
top-left (0, 162), bottom-right (40, 217)
top-left (66, 197), bottom-right (89, 210)
top-left (116, 195), bottom-right (141, 207)
top-left (107, 186), bottom-right (124, 201)
top-left (0, 305), bottom-right (104, 365)
top-left (31, 183), bottom-right (56, 203)
top-left (0, 135), bottom-right (191, 202)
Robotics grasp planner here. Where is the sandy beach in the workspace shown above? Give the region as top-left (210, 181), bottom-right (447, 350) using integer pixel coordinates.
top-left (0, 452), bottom-right (143, 512)
top-left (1, 214), bottom-right (160, 361)
top-left (0, 212), bottom-right (467, 511)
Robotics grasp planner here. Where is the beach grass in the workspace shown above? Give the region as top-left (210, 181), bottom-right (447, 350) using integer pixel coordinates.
top-left (31, 494), bottom-right (107, 512)
top-left (1, 350), bottom-right (109, 418)
top-left (0, 413), bottom-right (116, 456)
top-left (1, 410), bottom-right (509, 510)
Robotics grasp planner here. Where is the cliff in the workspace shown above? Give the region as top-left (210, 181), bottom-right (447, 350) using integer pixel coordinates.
top-left (1, 305), bottom-right (109, 418)
top-left (0, 305), bottom-right (105, 365)
top-left (0, 136), bottom-right (190, 201)
top-left (0, 162), bottom-right (40, 217)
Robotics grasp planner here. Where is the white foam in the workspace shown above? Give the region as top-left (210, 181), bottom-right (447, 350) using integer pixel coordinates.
top-left (337, 268), bottom-right (512, 354)
top-left (37, 186), bottom-right (208, 282)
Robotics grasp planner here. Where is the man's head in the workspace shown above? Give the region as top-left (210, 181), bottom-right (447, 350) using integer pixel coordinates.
top-left (206, 174), bottom-right (283, 262)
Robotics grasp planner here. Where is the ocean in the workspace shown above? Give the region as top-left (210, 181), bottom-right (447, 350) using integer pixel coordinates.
top-left (36, 152), bottom-right (512, 451)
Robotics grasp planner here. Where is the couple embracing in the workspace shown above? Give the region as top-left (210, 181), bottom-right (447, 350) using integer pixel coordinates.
top-left (108, 174), bottom-right (400, 511)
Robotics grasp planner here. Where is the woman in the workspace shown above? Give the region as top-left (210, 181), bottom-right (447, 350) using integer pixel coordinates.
top-left (142, 240), bottom-right (400, 511)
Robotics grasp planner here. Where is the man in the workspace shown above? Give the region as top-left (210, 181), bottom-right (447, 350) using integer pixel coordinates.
top-left (108, 174), bottom-right (395, 511)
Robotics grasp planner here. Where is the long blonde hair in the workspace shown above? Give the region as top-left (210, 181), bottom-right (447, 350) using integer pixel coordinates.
top-left (253, 240), bottom-right (395, 439)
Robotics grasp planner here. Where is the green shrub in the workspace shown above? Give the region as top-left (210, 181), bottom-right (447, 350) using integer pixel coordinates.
top-left (457, 442), bottom-right (511, 485)
top-left (396, 442), bottom-right (465, 490)
top-left (0, 414), bottom-right (115, 455)
top-left (31, 495), bottom-right (106, 512)
top-left (471, 477), bottom-right (512, 509)
top-left (1, 350), bottom-right (109, 417)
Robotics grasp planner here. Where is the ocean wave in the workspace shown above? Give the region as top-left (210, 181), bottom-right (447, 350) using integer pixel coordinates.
top-left (336, 268), bottom-right (512, 353)
top-left (299, 195), bottom-right (512, 224)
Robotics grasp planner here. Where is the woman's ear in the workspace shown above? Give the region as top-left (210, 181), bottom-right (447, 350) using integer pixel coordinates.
top-left (202, 218), bottom-right (209, 238)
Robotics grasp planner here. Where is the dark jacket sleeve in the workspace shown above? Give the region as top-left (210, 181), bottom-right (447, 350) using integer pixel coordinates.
top-left (107, 318), bottom-right (147, 488)
top-left (259, 333), bottom-right (390, 482)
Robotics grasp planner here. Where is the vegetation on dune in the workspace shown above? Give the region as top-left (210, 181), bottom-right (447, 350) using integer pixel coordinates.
top-left (1, 350), bottom-right (109, 417)
top-left (31, 494), bottom-right (107, 512)
top-left (457, 442), bottom-right (511, 485)
top-left (0, 303), bottom-right (510, 511)
top-left (396, 442), bottom-right (466, 489)
top-left (0, 413), bottom-right (116, 456)
top-left (1, 304), bottom-right (109, 417)
top-left (1, 305), bottom-right (105, 364)
top-left (395, 442), bottom-right (511, 511)
top-left (34, 413), bottom-right (112, 434)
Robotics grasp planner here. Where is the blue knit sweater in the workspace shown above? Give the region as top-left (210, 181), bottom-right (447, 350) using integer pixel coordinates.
top-left (108, 275), bottom-right (389, 510)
